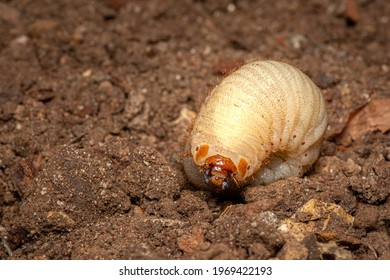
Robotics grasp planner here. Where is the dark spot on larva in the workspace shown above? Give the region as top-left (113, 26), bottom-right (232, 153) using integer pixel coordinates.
top-left (293, 135), bottom-right (297, 139)
top-left (279, 138), bottom-right (282, 142)
top-left (301, 141), bottom-right (305, 145)
top-left (247, 165), bottom-right (250, 170)
top-left (196, 146), bottom-right (199, 151)
top-left (195, 144), bottom-right (209, 161)
top-left (238, 158), bottom-right (248, 177)
top-left (270, 142), bottom-right (274, 146)
top-left (305, 153), bottom-right (308, 157)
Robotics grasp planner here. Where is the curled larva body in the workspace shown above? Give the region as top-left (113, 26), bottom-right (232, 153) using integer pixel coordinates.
top-left (184, 60), bottom-right (327, 192)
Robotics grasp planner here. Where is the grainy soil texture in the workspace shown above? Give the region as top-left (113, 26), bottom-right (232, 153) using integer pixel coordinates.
top-left (0, 0), bottom-right (389, 260)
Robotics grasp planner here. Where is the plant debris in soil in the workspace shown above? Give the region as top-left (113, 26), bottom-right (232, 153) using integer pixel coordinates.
top-left (0, 0), bottom-right (389, 260)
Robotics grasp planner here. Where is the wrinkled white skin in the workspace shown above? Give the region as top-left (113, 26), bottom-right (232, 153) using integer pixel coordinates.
top-left (254, 138), bottom-right (322, 185)
top-left (255, 156), bottom-right (302, 185)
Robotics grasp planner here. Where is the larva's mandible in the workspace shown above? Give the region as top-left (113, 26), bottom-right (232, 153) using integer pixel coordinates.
top-left (184, 60), bottom-right (327, 192)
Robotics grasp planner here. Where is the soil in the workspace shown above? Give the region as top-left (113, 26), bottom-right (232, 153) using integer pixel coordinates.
top-left (0, 0), bottom-right (389, 260)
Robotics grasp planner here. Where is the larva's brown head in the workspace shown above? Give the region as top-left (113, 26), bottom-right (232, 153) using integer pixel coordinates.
top-left (203, 155), bottom-right (237, 191)
top-left (192, 144), bottom-right (250, 192)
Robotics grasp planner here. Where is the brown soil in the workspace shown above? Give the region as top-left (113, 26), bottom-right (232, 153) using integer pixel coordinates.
top-left (0, 0), bottom-right (389, 260)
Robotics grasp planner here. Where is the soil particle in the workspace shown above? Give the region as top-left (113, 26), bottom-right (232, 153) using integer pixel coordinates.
top-left (177, 226), bottom-right (207, 255)
top-left (278, 237), bottom-right (309, 260)
top-left (206, 215), bottom-right (285, 259)
top-left (346, 157), bottom-right (390, 205)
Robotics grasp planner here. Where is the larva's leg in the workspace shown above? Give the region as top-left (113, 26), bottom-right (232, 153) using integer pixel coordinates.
top-left (254, 141), bottom-right (322, 185)
top-left (254, 156), bottom-right (302, 185)
top-left (183, 155), bottom-right (213, 191)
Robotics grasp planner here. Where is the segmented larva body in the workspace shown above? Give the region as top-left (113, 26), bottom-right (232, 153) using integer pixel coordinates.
top-left (184, 60), bottom-right (327, 192)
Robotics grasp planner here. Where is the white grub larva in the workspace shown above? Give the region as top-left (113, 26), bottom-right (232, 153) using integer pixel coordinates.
top-left (183, 60), bottom-right (327, 192)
